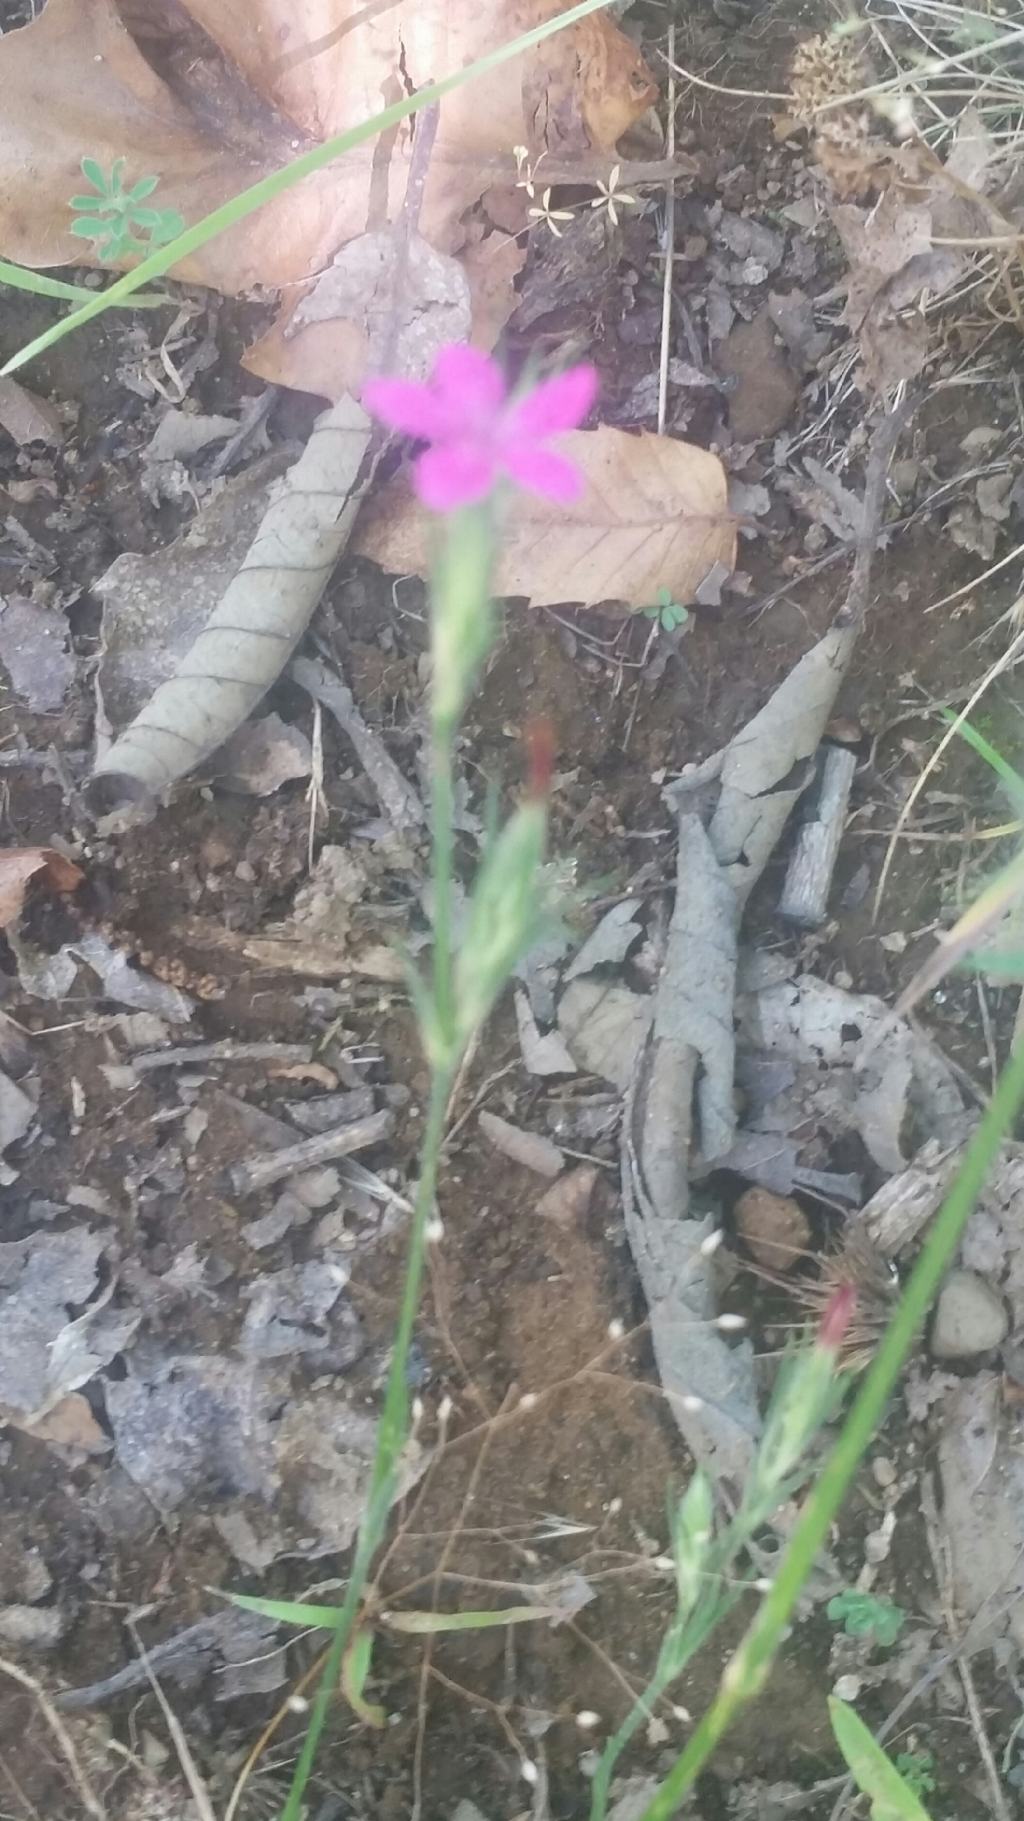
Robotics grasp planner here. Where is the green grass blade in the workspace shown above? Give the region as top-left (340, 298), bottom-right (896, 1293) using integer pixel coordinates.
top-left (0, 257), bottom-right (167, 309)
top-left (940, 706), bottom-right (1024, 809)
top-left (341, 1629), bottom-right (386, 1727)
top-left (829, 1699), bottom-right (934, 1821)
top-left (2, 0), bottom-right (614, 378)
top-left (223, 1591), bottom-right (351, 1630)
top-left (383, 1604), bottom-right (557, 1634)
top-left (637, 1035), bottom-right (1024, 1821)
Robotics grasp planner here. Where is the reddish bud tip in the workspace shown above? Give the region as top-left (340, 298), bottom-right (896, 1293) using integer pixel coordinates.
top-left (817, 1282), bottom-right (856, 1354)
top-left (525, 716), bottom-right (556, 800)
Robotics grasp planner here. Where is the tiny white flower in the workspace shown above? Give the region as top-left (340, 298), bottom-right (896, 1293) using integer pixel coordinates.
top-left (575, 1710), bottom-right (601, 1730)
top-left (716, 1312), bottom-right (747, 1333)
top-left (590, 164), bottom-right (637, 228)
top-left (528, 187), bottom-right (574, 238)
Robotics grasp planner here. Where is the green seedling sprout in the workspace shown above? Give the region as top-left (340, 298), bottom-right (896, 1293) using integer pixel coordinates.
top-left (643, 585), bottom-right (690, 632)
top-left (827, 1588), bottom-right (906, 1648)
top-left (69, 158), bottom-right (184, 262)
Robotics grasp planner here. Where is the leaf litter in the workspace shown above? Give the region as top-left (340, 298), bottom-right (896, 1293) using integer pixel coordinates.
top-left (5, 0), bottom-right (1024, 1806)
top-left (0, 0), bottom-right (656, 396)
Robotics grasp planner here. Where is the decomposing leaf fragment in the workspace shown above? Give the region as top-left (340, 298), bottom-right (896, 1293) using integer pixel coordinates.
top-left (0, 846), bottom-right (83, 928)
top-left (0, 595), bottom-right (76, 712)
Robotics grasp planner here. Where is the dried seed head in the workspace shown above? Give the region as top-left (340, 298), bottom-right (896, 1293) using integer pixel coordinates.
top-left (745, 1224), bottom-right (898, 1370)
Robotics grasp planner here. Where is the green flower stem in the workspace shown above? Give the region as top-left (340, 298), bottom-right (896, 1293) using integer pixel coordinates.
top-left (428, 506), bottom-right (495, 1058)
top-left (280, 504), bottom-right (499, 1821)
top-left (2, 0), bottom-right (613, 377)
top-left (0, 257), bottom-right (165, 308)
top-left (639, 1036), bottom-right (1024, 1821)
top-left (281, 1060), bottom-right (454, 1821)
top-left (429, 733), bottom-right (457, 1055)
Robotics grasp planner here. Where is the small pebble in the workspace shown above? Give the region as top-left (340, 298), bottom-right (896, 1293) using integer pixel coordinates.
top-left (930, 1269), bottom-right (1008, 1361)
top-left (734, 1186), bottom-right (810, 1271)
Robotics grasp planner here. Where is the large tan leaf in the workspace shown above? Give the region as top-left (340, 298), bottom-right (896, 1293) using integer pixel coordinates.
top-left (0, 0), bottom-right (656, 395)
top-left (353, 428), bottom-right (736, 608)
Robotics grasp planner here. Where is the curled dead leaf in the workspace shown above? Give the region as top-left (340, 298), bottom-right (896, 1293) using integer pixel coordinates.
top-left (354, 427), bottom-right (735, 608)
top-left (0, 847), bottom-right (84, 929)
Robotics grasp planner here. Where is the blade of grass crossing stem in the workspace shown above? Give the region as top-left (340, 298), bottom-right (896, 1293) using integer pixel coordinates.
top-left (828, 1698), bottom-right (934, 1821)
top-left (637, 1036), bottom-right (1024, 1821)
top-left (0, 258), bottom-right (164, 307)
top-left (2, 0), bottom-right (613, 377)
top-left (941, 707), bottom-right (1024, 808)
top-left (279, 1064), bottom-right (453, 1821)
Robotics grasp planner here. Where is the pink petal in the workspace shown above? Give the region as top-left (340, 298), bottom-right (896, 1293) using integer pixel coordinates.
top-left (413, 441), bottom-right (497, 512)
top-left (362, 376), bottom-right (449, 440)
top-left (504, 364), bottom-right (598, 439)
top-left (501, 443), bottom-right (583, 504)
top-left (432, 345), bottom-right (507, 419)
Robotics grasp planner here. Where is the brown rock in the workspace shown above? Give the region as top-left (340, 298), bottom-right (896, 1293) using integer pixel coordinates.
top-left (536, 1164), bottom-right (600, 1227)
top-left (718, 307), bottom-right (799, 440)
top-left (734, 1187), bottom-right (810, 1271)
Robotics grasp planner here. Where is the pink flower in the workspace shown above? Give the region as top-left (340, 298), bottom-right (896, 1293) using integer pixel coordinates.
top-left (362, 345), bottom-right (598, 513)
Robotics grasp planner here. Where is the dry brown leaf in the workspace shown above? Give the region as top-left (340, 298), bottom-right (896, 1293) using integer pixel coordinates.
top-left (13, 1392), bottom-right (111, 1456)
top-left (0, 378), bottom-right (64, 447)
top-left (0, 0), bottom-right (656, 397)
top-left (354, 427), bottom-right (734, 608)
top-left (0, 847), bottom-right (83, 929)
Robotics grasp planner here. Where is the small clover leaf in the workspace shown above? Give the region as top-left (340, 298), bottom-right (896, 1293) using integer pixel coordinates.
top-left (827, 1588), bottom-right (906, 1648)
top-left (643, 586), bottom-right (690, 634)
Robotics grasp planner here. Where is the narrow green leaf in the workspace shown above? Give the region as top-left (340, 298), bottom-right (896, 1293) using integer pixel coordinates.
top-left (127, 174), bottom-right (160, 201)
top-left (225, 1590), bottom-right (349, 1630)
top-left (0, 258), bottom-right (164, 307)
top-left (635, 1036), bottom-right (1024, 1821)
top-left (79, 156), bottom-right (108, 193)
top-left (341, 1631), bottom-right (386, 1728)
top-left (382, 1604), bottom-right (556, 1634)
top-left (941, 707), bottom-right (1024, 810)
top-left (69, 217), bottom-right (112, 240)
top-left (828, 1698), bottom-right (934, 1821)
